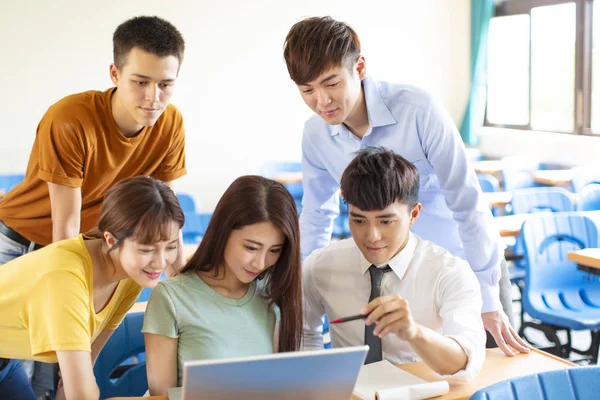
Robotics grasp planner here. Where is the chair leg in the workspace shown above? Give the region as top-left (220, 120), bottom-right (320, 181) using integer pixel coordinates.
top-left (519, 321), bottom-right (570, 359)
top-left (569, 330), bottom-right (600, 364)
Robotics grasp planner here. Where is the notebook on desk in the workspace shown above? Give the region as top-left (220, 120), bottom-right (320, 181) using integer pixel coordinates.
top-left (353, 360), bottom-right (449, 400)
top-left (167, 345), bottom-right (369, 400)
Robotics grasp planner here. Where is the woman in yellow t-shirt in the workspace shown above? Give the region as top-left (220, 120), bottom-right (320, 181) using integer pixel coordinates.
top-left (0, 176), bottom-right (185, 400)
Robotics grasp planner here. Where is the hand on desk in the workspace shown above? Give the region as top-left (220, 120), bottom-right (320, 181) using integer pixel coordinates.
top-left (482, 310), bottom-right (530, 356)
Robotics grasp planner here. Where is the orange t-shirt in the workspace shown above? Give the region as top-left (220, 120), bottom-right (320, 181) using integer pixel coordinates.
top-left (0, 88), bottom-right (186, 245)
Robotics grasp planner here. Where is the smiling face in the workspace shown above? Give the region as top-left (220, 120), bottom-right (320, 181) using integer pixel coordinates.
top-left (348, 201), bottom-right (421, 265)
top-left (222, 221), bottom-right (286, 285)
top-left (109, 220), bottom-right (180, 288)
top-left (109, 47), bottom-right (180, 135)
top-left (297, 56), bottom-right (366, 126)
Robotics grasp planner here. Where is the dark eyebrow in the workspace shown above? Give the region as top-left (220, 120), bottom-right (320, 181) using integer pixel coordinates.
top-left (300, 73), bottom-right (339, 87)
top-left (349, 211), bottom-right (398, 219)
top-left (319, 74), bottom-right (339, 84)
top-left (131, 73), bottom-right (175, 82)
top-left (244, 239), bottom-right (285, 247)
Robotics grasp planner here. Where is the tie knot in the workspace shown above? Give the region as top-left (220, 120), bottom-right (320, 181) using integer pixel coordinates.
top-left (368, 264), bottom-right (392, 286)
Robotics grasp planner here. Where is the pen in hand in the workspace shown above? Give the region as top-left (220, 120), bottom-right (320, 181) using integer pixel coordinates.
top-left (329, 314), bottom-right (368, 324)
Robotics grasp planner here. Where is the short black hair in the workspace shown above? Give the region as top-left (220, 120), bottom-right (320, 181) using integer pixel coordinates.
top-left (113, 16), bottom-right (185, 69)
top-left (340, 147), bottom-right (420, 211)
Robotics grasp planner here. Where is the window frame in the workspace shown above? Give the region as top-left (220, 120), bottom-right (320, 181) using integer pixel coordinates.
top-left (485, 0), bottom-right (595, 136)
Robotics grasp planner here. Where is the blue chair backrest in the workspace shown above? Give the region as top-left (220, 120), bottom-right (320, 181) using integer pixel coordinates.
top-left (0, 174), bottom-right (25, 193)
top-left (477, 173), bottom-right (500, 193)
top-left (470, 366), bottom-right (600, 400)
top-left (521, 213), bottom-right (599, 296)
top-left (578, 183), bottom-right (600, 211)
top-left (501, 156), bottom-right (540, 191)
top-left (94, 313), bottom-right (148, 399)
top-left (571, 166), bottom-right (600, 193)
top-left (511, 187), bottom-right (574, 214)
top-left (182, 212), bottom-right (211, 244)
top-left (176, 193), bottom-right (196, 213)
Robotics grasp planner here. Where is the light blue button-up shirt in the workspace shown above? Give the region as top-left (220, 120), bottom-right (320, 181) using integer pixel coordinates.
top-left (300, 75), bottom-right (503, 313)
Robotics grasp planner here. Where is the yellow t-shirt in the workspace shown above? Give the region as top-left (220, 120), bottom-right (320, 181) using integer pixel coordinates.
top-left (0, 235), bottom-right (142, 362)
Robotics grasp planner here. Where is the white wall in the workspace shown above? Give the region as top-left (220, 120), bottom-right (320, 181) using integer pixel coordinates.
top-left (0, 0), bottom-right (471, 211)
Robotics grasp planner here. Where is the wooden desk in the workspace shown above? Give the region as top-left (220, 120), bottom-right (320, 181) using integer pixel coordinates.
top-left (483, 192), bottom-right (511, 209)
top-left (473, 160), bottom-right (503, 175)
top-left (494, 214), bottom-right (528, 237)
top-left (568, 248), bottom-right (600, 275)
top-left (107, 349), bottom-right (572, 400)
top-left (273, 171), bottom-right (303, 184)
top-left (127, 301), bottom-right (147, 314)
top-left (530, 170), bottom-right (573, 186)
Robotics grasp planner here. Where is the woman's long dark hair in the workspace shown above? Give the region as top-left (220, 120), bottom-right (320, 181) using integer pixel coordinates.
top-left (181, 175), bottom-right (302, 352)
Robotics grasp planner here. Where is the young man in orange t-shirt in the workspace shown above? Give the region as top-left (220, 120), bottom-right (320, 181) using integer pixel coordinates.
top-left (0, 15), bottom-right (186, 261)
top-left (0, 16), bottom-right (187, 397)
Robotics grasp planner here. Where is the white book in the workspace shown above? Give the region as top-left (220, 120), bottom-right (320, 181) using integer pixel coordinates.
top-left (353, 360), bottom-right (450, 400)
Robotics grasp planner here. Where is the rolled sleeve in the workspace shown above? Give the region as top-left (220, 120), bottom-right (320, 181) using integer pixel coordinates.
top-left (419, 98), bottom-right (502, 312)
top-left (436, 259), bottom-right (486, 382)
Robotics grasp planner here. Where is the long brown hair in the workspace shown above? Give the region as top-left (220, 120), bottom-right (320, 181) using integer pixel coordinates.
top-left (88, 176), bottom-right (185, 251)
top-left (181, 175), bottom-right (302, 352)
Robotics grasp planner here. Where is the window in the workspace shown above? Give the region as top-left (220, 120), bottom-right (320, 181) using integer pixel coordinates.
top-left (486, 0), bottom-right (599, 135)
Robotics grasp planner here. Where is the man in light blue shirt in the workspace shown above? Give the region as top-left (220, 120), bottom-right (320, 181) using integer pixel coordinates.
top-left (283, 16), bottom-right (530, 356)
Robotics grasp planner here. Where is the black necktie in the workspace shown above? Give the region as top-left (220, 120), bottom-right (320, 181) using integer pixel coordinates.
top-left (364, 264), bottom-right (393, 364)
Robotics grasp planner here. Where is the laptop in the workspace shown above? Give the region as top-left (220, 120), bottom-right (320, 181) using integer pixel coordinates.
top-left (167, 345), bottom-right (369, 400)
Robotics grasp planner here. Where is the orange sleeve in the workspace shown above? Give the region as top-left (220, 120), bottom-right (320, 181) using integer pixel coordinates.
top-left (152, 107), bottom-right (186, 182)
top-left (36, 108), bottom-right (87, 188)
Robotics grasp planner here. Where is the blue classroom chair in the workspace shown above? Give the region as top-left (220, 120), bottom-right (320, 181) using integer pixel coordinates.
top-left (477, 173), bottom-right (500, 193)
top-left (501, 156), bottom-right (540, 192)
top-left (578, 183), bottom-right (600, 211)
top-left (518, 213), bottom-right (600, 364)
top-left (0, 173), bottom-right (25, 194)
top-left (511, 187), bottom-right (574, 214)
top-left (176, 193), bottom-right (197, 213)
top-left (470, 366), bottom-right (600, 400)
top-left (94, 313), bottom-right (148, 399)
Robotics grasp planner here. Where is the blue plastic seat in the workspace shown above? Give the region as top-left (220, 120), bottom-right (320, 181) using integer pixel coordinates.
top-left (501, 156), bottom-right (540, 192)
top-left (477, 173), bottom-right (500, 193)
top-left (0, 173), bottom-right (25, 194)
top-left (182, 212), bottom-right (211, 244)
top-left (332, 199), bottom-right (351, 239)
top-left (571, 167), bottom-right (600, 193)
top-left (578, 183), bottom-right (600, 211)
top-left (94, 313), bottom-right (148, 399)
top-left (176, 193), bottom-right (196, 213)
top-left (518, 213), bottom-right (600, 363)
top-left (511, 187), bottom-right (574, 214)
top-left (470, 366), bottom-right (600, 400)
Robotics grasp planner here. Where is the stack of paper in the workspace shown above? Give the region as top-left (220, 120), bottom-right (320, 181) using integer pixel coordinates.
top-left (353, 360), bottom-right (449, 400)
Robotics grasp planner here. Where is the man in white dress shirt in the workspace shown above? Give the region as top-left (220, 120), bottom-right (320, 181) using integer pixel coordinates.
top-left (302, 147), bottom-right (486, 380)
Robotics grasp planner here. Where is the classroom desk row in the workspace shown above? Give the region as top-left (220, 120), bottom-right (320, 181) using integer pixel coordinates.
top-left (106, 348), bottom-right (575, 400)
top-left (274, 166), bottom-right (578, 188)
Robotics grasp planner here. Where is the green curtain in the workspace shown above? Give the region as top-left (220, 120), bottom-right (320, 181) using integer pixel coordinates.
top-left (459, 0), bottom-right (495, 146)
